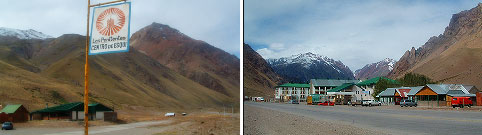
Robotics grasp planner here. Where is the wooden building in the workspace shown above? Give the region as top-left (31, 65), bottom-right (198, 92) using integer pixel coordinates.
top-left (377, 88), bottom-right (396, 104)
top-left (409, 84), bottom-right (475, 107)
top-left (0, 104), bottom-right (30, 123)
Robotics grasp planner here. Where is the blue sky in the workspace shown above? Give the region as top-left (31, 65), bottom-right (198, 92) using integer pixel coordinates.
top-left (0, 0), bottom-right (240, 57)
top-left (245, 0), bottom-right (480, 70)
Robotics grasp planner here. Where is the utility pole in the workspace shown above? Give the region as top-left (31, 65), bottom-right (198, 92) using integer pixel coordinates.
top-left (84, 1), bottom-right (91, 135)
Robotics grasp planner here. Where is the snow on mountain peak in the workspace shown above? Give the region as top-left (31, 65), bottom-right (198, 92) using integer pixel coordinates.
top-left (0, 27), bottom-right (53, 39)
top-left (384, 58), bottom-right (396, 71)
top-left (267, 52), bottom-right (345, 72)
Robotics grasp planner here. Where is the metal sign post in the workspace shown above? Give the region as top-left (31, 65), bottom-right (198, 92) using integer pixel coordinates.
top-left (84, 0), bottom-right (129, 135)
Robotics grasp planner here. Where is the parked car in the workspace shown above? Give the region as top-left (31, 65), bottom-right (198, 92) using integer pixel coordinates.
top-left (2, 122), bottom-right (13, 130)
top-left (256, 97), bottom-right (264, 102)
top-left (362, 100), bottom-right (381, 106)
top-left (318, 101), bottom-right (334, 106)
top-left (451, 97), bottom-right (473, 108)
top-left (288, 100), bottom-right (299, 104)
top-left (350, 101), bottom-right (362, 106)
top-left (400, 99), bottom-right (417, 107)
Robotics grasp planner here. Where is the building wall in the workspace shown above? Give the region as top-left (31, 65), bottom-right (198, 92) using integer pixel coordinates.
top-left (379, 96), bottom-right (394, 104)
top-left (416, 87), bottom-right (437, 95)
top-left (477, 92), bottom-right (482, 106)
top-left (104, 112), bottom-right (117, 121)
top-left (10, 106), bottom-right (29, 122)
top-left (277, 87), bottom-right (310, 102)
top-left (354, 85), bottom-right (374, 101)
top-left (96, 112), bottom-right (104, 119)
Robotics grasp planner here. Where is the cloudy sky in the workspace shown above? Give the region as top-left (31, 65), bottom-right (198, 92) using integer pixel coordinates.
top-left (245, 0), bottom-right (480, 70)
top-left (0, 0), bottom-right (240, 57)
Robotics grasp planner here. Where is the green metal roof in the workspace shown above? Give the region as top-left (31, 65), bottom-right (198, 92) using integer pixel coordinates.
top-left (1, 104), bottom-right (23, 114)
top-left (32, 102), bottom-right (84, 113)
top-left (32, 102), bottom-right (113, 114)
top-left (327, 83), bottom-right (355, 92)
top-left (356, 77), bottom-right (399, 86)
top-left (88, 103), bottom-right (113, 112)
top-left (310, 79), bottom-right (360, 87)
top-left (277, 83), bottom-right (310, 88)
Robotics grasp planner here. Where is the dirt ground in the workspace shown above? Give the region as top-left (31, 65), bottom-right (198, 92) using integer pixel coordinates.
top-left (243, 104), bottom-right (386, 135)
top-left (151, 113), bottom-right (240, 135)
top-left (8, 109), bottom-right (239, 135)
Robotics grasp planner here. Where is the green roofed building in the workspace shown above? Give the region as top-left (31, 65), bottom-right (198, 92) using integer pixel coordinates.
top-left (275, 83), bottom-right (310, 102)
top-left (0, 104), bottom-right (29, 123)
top-left (31, 102), bottom-right (114, 121)
top-left (310, 79), bottom-right (361, 95)
top-left (324, 83), bottom-right (368, 105)
top-left (357, 77), bottom-right (399, 87)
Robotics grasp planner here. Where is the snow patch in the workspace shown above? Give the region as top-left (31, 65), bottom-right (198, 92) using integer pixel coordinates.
top-left (268, 52), bottom-right (344, 73)
top-left (0, 27), bottom-right (52, 39)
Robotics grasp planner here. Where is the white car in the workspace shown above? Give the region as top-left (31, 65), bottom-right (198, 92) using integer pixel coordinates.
top-left (362, 100), bottom-right (381, 106)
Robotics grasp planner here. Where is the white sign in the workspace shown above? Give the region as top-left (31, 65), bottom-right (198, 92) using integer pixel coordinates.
top-left (89, 2), bottom-right (131, 55)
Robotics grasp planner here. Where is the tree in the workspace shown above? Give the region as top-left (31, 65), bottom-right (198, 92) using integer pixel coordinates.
top-left (372, 78), bottom-right (400, 99)
top-left (398, 73), bottom-right (434, 87)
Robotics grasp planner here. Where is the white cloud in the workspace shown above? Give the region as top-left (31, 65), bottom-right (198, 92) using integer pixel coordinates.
top-left (245, 0), bottom-right (480, 70)
top-left (256, 48), bottom-right (275, 59)
top-left (268, 43), bottom-right (285, 51)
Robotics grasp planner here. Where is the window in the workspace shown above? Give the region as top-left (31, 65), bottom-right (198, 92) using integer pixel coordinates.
top-left (453, 98), bottom-right (457, 100)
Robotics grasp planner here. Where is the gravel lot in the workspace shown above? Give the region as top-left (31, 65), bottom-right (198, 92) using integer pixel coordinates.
top-left (244, 104), bottom-right (386, 135)
top-left (245, 102), bottom-right (482, 135)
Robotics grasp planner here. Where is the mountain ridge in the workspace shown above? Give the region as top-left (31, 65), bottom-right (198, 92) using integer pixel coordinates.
top-left (0, 23), bottom-right (238, 111)
top-left (243, 44), bottom-right (282, 97)
top-left (355, 58), bottom-right (395, 80)
top-left (130, 22), bottom-right (240, 98)
top-left (388, 3), bottom-right (482, 89)
top-left (267, 52), bottom-right (354, 83)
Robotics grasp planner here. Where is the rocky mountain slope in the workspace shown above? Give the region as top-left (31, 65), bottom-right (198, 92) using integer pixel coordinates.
top-left (0, 25), bottom-right (237, 111)
top-left (355, 58), bottom-right (395, 80)
top-left (267, 52), bottom-right (354, 83)
top-left (0, 27), bottom-right (53, 39)
top-left (243, 44), bottom-right (282, 97)
top-left (130, 23), bottom-right (239, 98)
top-left (388, 3), bottom-right (482, 89)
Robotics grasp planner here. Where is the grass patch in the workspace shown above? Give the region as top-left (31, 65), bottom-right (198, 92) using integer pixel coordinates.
top-left (50, 90), bottom-right (67, 104)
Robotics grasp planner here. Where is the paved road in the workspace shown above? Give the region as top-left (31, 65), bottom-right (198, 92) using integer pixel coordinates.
top-left (245, 102), bottom-right (482, 135)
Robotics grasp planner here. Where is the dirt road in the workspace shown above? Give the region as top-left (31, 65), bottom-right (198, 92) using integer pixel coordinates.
top-left (0, 120), bottom-right (175, 135)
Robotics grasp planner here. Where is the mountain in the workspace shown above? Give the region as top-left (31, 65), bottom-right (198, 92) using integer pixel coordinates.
top-left (355, 58), bottom-right (396, 80)
top-left (388, 3), bottom-right (482, 89)
top-left (267, 52), bottom-right (354, 83)
top-left (0, 25), bottom-right (236, 111)
top-left (243, 44), bottom-right (282, 97)
top-left (129, 23), bottom-right (239, 98)
top-left (0, 27), bottom-right (53, 39)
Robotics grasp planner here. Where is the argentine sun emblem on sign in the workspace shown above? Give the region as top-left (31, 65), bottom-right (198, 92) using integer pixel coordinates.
top-left (89, 2), bottom-right (131, 55)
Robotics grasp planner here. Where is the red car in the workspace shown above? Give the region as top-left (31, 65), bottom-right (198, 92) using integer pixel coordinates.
top-left (318, 101), bottom-right (334, 106)
top-left (452, 97), bottom-right (473, 108)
